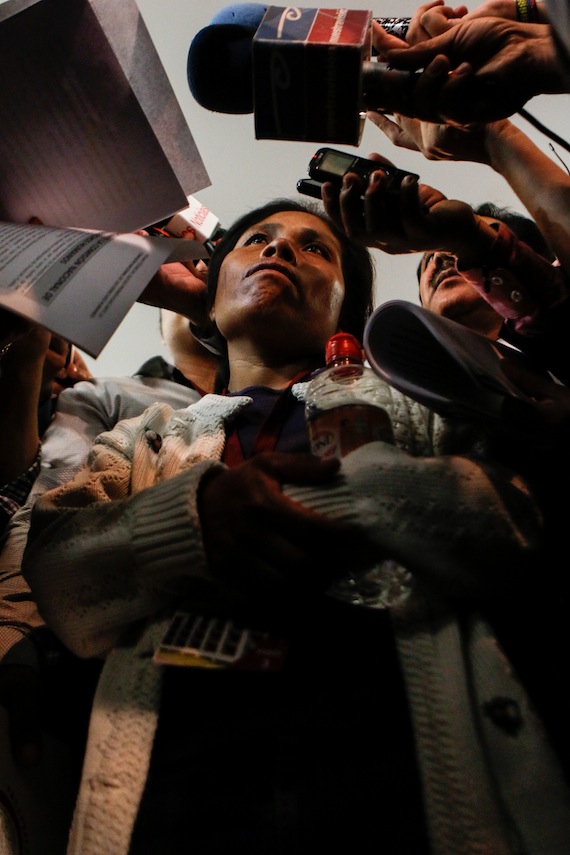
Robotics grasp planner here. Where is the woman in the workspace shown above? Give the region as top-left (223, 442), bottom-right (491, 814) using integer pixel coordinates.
top-left (22, 199), bottom-right (570, 854)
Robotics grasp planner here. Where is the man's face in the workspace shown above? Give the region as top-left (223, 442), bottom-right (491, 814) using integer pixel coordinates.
top-left (418, 250), bottom-right (503, 339)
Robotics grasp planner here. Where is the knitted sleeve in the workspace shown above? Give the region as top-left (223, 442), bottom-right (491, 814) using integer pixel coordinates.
top-left (0, 377), bottom-right (203, 664)
top-left (284, 440), bottom-right (542, 602)
top-left (22, 411), bottom-right (225, 658)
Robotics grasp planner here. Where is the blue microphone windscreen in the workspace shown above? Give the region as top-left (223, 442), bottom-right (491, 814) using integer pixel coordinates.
top-left (211, 3), bottom-right (267, 26)
top-left (187, 24), bottom-right (255, 113)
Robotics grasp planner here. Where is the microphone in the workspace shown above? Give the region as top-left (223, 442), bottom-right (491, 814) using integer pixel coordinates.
top-left (187, 4), bottom-right (416, 144)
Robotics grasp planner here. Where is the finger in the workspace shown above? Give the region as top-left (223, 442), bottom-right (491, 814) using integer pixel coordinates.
top-left (387, 34), bottom-right (455, 70)
top-left (337, 173), bottom-right (368, 240)
top-left (365, 151), bottom-right (397, 169)
top-left (398, 176), bottom-right (441, 246)
top-left (398, 174), bottom-right (423, 218)
top-left (408, 1), bottom-right (449, 43)
top-left (321, 180), bottom-right (343, 230)
top-left (365, 110), bottom-right (400, 136)
top-left (419, 4), bottom-right (466, 39)
top-left (408, 55), bottom-right (454, 121)
top-left (366, 111), bottom-right (418, 151)
top-left (66, 360), bottom-right (92, 383)
top-left (439, 65), bottom-right (508, 125)
top-left (363, 169), bottom-right (394, 238)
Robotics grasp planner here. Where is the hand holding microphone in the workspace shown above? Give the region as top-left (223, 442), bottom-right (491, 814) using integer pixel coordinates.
top-left (187, 4), bottom-right (419, 144)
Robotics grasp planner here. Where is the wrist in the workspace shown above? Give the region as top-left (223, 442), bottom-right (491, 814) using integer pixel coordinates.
top-left (484, 118), bottom-right (525, 174)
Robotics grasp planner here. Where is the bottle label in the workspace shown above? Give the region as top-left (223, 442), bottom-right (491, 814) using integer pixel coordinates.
top-left (307, 404), bottom-right (394, 459)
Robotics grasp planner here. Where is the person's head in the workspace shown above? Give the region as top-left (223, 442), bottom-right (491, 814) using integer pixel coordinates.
top-left (206, 198), bottom-right (375, 375)
top-left (160, 309), bottom-right (201, 361)
top-left (159, 308), bottom-right (220, 393)
top-left (417, 203), bottom-right (555, 337)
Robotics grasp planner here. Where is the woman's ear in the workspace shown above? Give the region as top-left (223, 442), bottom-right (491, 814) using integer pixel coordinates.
top-left (209, 306), bottom-right (216, 323)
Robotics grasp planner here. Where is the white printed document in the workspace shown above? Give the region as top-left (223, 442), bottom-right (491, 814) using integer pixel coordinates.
top-left (0, 0), bottom-right (210, 232)
top-left (0, 0), bottom-right (211, 354)
top-left (0, 222), bottom-right (208, 356)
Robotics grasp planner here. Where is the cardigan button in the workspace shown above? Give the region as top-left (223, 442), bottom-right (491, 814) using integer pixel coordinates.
top-left (482, 696), bottom-right (523, 735)
top-left (144, 429), bottom-right (162, 452)
top-left (510, 289), bottom-right (523, 304)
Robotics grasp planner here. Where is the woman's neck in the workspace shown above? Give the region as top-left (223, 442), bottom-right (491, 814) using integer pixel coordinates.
top-left (226, 344), bottom-right (317, 392)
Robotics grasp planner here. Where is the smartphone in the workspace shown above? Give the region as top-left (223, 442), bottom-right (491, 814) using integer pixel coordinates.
top-left (297, 147), bottom-right (418, 201)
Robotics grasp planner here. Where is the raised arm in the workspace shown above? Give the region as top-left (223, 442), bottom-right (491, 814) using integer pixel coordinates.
top-left (376, 18), bottom-right (564, 124)
top-left (483, 118), bottom-right (570, 275)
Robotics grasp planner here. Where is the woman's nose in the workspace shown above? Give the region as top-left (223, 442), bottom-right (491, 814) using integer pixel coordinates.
top-left (260, 237), bottom-right (296, 263)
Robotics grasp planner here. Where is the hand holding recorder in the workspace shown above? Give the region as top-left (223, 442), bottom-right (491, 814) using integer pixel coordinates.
top-left (297, 147), bottom-right (418, 205)
top-left (304, 148), bottom-right (492, 260)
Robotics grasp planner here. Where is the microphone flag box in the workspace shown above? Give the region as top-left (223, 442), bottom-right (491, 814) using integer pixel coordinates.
top-left (253, 7), bottom-right (371, 144)
top-left (161, 196), bottom-right (221, 243)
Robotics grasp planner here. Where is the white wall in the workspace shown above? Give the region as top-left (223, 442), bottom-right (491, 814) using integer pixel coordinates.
top-left (42, 2), bottom-right (570, 374)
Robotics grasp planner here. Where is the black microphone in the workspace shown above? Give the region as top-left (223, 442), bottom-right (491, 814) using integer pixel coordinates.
top-left (187, 4), bottom-right (416, 145)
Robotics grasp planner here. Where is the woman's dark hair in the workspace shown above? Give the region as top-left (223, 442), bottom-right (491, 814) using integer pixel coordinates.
top-left (206, 197), bottom-right (375, 342)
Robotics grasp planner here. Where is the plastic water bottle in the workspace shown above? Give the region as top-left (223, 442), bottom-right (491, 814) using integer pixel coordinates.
top-left (305, 331), bottom-right (395, 460)
top-left (305, 332), bottom-right (409, 608)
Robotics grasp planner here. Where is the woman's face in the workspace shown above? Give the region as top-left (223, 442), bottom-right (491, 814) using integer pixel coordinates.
top-left (211, 210), bottom-right (346, 356)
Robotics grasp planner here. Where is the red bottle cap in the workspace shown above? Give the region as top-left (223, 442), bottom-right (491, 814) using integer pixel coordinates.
top-left (325, 332), bottom-right (363, 364)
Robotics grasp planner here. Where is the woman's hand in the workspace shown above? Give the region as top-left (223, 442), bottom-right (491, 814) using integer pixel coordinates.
top-left (198, 452), bottom-right (374, 623)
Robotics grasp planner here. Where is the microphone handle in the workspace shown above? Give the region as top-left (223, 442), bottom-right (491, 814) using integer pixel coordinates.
top-left (372, 17), bottom-right (411, 41)
top-left (361, 61), bottom-right (420, 114)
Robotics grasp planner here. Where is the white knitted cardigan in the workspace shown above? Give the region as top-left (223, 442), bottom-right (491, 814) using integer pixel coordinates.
top-left (22, 387), bottom-right (570, 855)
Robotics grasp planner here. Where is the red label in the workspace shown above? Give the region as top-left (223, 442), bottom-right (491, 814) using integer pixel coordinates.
top-left (307, 8), bottom-right (370, 45)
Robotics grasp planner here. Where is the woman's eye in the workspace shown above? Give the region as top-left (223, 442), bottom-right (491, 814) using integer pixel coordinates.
top-left (244, 233), bottom-right (268, 246)
top-left (306, 243), bottom-right (330, 258)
